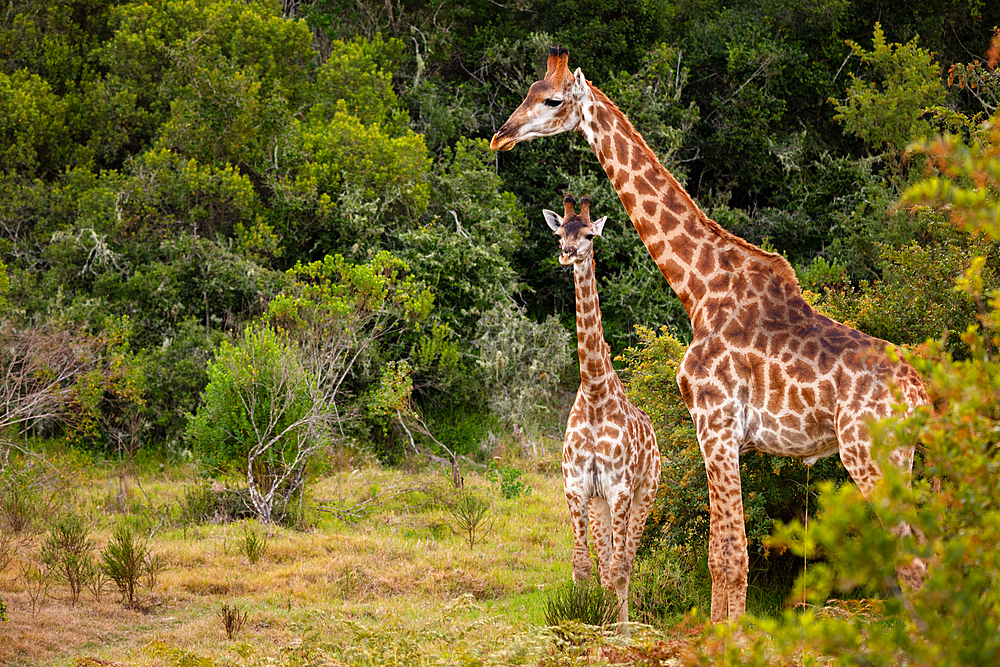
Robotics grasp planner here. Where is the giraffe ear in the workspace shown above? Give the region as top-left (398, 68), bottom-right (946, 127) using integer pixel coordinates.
top-left (572, 67), bottom-right (588, 94)
top-left (592, 216), bottom-right (608, 237)
top-left (542, 209), bottom-right (563, 232)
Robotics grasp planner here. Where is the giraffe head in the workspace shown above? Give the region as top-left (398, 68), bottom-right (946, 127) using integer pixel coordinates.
top-left (490, 47), bottom-right (588, 151)
top-left (543, 194), bottom-right (607, 266)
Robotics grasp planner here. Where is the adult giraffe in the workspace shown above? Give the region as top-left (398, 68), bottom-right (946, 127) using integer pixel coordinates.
top-left (491, 47), bottom-right (927, 623)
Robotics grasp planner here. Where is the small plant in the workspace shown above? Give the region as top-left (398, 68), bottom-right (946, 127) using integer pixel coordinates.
top-left (217, 602), bottom-right (249, 639)
top-left (486, 463), bottom-right (531, 499)
top-left (100, 521), bottom-right (151, 608)
top-left (85, 563), bottom-right (111, 603)
top-left (544, 578), bottom-right (620, 629)
top-left (144, 551), bottom-right (169, 590)
top-left (19, 559), bottom-right (51, 617)
top-left (628, 544), bottom-right (707, 624)
top-left (237, 520), bottom-right (270, 565)
top-left (447, 491), bottom-right (494, 549)
top-left (40, 512), bottom-right (95, 606)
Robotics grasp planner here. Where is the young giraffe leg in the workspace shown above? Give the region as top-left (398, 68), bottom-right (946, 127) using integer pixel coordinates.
top-left (589, 497), bottom-right (613, 588)
top-left (606, 487), bottom-right (635, 628)
top-left (615, 473), bottom-right (660, 627)
top-left (564, 487), bottom-right (593, 583)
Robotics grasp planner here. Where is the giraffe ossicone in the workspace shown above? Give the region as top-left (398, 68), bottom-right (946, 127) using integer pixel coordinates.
top-left (546, 193), bottom-right (660, 633)
top-left (494, 47), bottom-right (928, 623)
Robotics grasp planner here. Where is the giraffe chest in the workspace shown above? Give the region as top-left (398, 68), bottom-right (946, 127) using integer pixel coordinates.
top-left (562, 400), bottom-right (653, 499)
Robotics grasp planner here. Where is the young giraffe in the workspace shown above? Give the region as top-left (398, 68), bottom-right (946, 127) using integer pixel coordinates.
top-left (493, 47), bottom-right (928, 623)
top-left (545, 193), bottom-right (660, 630)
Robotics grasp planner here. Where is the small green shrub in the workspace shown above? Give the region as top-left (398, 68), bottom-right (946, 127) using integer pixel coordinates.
top-left (486, 463), bottom-right (531, 499)
top-left (40, 512), bottom-right (95, 606)
top-left (237, 520), bottom-right (270, 565)
top-left (100, 521), bottom-right (151, 608)
top-left (447, 491), bottom-right (493, 549)
top-left (629, 543), bottom-right (709, 624)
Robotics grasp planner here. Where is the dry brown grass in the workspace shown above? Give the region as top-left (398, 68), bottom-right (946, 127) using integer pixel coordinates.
top-left (0, 457), bottom-right (574, 666)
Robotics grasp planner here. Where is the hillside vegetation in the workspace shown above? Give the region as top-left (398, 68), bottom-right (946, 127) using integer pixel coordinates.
top-left (1, 0), bottom-right (999, 664)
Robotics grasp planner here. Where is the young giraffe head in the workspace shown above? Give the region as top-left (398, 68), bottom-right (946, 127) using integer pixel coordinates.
top-left (490, 46), bottom-right (587, 151)
top-left (543, 194), bottom-right (608, 266)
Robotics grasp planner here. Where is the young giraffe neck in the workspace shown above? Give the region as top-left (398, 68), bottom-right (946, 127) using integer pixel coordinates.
top-left (573, 255), bottom-right (614, 404)
top-left (577, 84), bottom-right (797, 321)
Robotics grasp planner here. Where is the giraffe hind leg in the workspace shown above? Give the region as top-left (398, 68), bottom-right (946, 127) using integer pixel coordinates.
top-left (565, 489), bottom-right (593, 583)
top-left (836, 410), bottom-right (926, 590)
top-left (589, 497), bottom-right (613, 588)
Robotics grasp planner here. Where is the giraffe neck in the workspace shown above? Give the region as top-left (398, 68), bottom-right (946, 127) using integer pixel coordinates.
top-left (573, 255), bottom-right (614, 402)
top-left (577, 84), bottom-right (796, 321)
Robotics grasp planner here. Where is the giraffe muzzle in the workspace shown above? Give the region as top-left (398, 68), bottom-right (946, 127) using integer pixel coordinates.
top-left (490, 130), bottom-right (518, 151)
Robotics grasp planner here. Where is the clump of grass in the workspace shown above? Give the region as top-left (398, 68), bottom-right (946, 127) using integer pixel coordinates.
top-left (237, 520), bottom-right (269, 565)
top-left (447, 491), bottom-right (493, 549)
top-left (629, 545), bottom-right (707, 625)
top-left (544, 578), bottom-right (620, 628)
top-left (217, 602), bottom-right (249, 639)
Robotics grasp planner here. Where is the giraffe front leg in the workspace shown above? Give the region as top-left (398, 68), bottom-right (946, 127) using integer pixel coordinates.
top-left (564, 488), bottom-right (592, 583)
top-left (702, 439), bottom-right (748, 623)
top-left (606, 487), bottom-right (635, 628)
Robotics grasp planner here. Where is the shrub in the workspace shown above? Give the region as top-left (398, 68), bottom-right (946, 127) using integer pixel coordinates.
top-left (40, 512), bottom-right (94, 606)
top-left (100, 520), bottom-right (151, 608)
top-left (217, 602), bottom-right (248, 640)
top-left (474, 302), bottom-right (572, 444)
top-left (186, 324), bottom-right (317, 524)
top-left (237, 520), bottom-right (269, 565)
top-left (486, 463), bottom-right (531, 499)
top-left (447, 491), bottom-right (493, 549)
top-left (629, 542), bottom-right (709, 624)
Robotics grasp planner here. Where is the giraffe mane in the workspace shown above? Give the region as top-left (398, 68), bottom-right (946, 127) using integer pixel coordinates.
top-left (587, 83), bottom-right (800, 288)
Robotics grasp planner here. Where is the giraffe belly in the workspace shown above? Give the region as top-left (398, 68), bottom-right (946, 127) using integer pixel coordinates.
top-left (741, 405), bottom-right (839, 462)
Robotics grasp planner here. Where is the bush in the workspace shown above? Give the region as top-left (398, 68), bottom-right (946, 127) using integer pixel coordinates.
top-left (186, 324), bottom-right (316, 524)
top-left (40, 511), bottom-right (94, 606)
top-left (474, 302), bottom-right (573, 445)
top-left (100, 520), bottom-right (151, 608)
top-left (237, 520), bottom-right (269, 565)
top-left (447, 491), bottom-right (493, 549)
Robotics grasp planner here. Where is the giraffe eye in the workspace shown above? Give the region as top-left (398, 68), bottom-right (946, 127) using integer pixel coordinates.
top-left (585, 234), bottom-right (595, 240)
top-left (543, 98), bottom-right (563, 108)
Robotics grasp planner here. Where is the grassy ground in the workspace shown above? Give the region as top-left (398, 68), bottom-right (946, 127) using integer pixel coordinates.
top-left (1, 444), bottom-right (599, 666)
